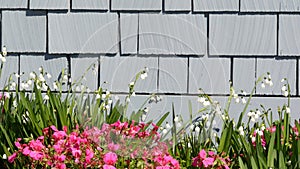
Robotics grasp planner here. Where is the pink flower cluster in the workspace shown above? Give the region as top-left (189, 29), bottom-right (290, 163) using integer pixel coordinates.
top-left (192, 150), bottom-right (230, 169)
top-left (8, 121), bottom-right (180, 169)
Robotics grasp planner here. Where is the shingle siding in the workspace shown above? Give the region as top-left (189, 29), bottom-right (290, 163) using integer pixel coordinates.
top-left (139, 14), bottom-right (206, 55)
top-left (193, 0), bottom-right (239, 12)
top-left (72, 0), bottom-right (108, 10)
top-left (30, 0), bottom-right (68, 10)
top-left (209, 14), bottom-right (277, 56)
top-left (0, 0), bottom-right (27, 9)
top-left (2, 11), bottom-right (46, 53)
top-left (111, 0), bottom-right (161, 11)
top-left (48, 13), bottom-right (118, 54)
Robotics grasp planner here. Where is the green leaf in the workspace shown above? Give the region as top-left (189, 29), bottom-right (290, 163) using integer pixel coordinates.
top-left (279, 151), bottom-right (287, 169)
top-left (267, 133), bottom-right (276, 168)
top-left (239, 157), bottom-right (248, 169)
top-left (251, 156), bottom-right (259, 169)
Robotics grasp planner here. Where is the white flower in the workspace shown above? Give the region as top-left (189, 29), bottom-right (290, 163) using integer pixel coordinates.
top-left (96, 94), bottom-right (101, 99)
top-left (190, 124), bottom-right (194, 130)
top-left (281, 86), bottom-right (287, 92)
top-left (132, 92), bottom-right (136, 97)
top-left (20, 82), bottom-right (25, 90)
top-left (257, 130), bottom-right (263, 136)
top-left (256, 110), bottom-right (261, 116)
top-left (63, 75), bottom-right (68, 81)
top-left (247, 111), bottom-right (254, 117)
top-left (235, 98), bottom-right (240, 103)
top-left (143, 107), bottom-right (149, 113)
top-left (238, 126), bottom-right (244, 136)
top-left (241, 97), bottom-right (246, 104)
top-left (195, 126), bottom-right (200, 133)
top-left (2, 46), bottom-right (7, 57)
top-left (105, 105), bottom-right (110, 110)
top-left (176, 122), bottom-right (182, 128)
top-left (44, 94), bottom-right (49, 100)
top-left (0, 56), bottom-right (6, 62)
top-left (162, 129), bottom-right (168, 134)
top-left (261, 125), bottom-right (266, 131)
top-left (281, 78), bottom-right (285, 83)
top-left (286, 107), bottom-right (291, 114)
top-left (53, 82), bottom-right (58, 90)
top-left (129, 82), bottom-right (134, 86)
top-left (242, 91), bottom-right (247, 95)
top-left (42, 83), bottom-right (48, 90)
top-left (86, 88), bottom-right (91, 93)
top-left (126, 97), bottom-right (130, 103)
top-left (13, 100), bottom-right (17, 107)
top-left (269, 81), bottom-right (273, 86)
top-left (15, 73), bottom-right (20, 78)
top-left (30, 72), bottom-right (36, 79)
top-left (251, 117), bottom-right (256, 122)
top-left (2, 154), bottom-right (7, 160)
top-left (188, 143), bottom-right (191, 148)
top-left (233, 94), bottom-right (238, 99)
top-left (39, 66), bottom-right (43, 72)
top-left (46, 73), bottom-right (52, 79)
top-left (114, 95), bottom-right (120, 101)
top-left (27, 80), bottom-right (32, 86)
top-left (261, 83), bottom-right (265, 89)
top-left (165, 122), bottom-right (171, 129)
top-left (102, 94), bottom-right (106, 99)
top-left (198, 97), bottom-right (205, 103)
top-left (140, 72), bottom-right (148, 80)
top-left (11, 82), bottom-right (16, 88)
top-left (108, 99), bottom-right (113, 104)
top-left (283, 91), bottom-right (289, 97)
top-left (39, 74), bottom-right (45, 82)
top-left (174, 115), bottom-right (179, 122)
top-left (203, 100), bottom-right (210, 107)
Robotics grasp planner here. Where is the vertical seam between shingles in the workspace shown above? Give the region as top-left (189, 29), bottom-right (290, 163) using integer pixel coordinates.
top-left (118, 12), bottom-right (122, 55)
top-left (230, 57), bottom-right (234, 86)
top-left (67, 55), bottom-right (71, 89)
top-left (187, 57), bottom-right (190, 93)
top-left (97, 56), bottom-right (101, 89)
top-left (191, 0), bottom-right (194, 13)
top-left (276, 13), bottom-right (279, 56)
top-left (296, 59), bottom-right (299, 96)
top-left (137, 14), bottom-right (139, 55)
top-left (46, 11), bottom-right (48, 53)
top-left (254, 57), bottom-right (257, 94)
top-left (18, 54), bottom-right (21, 89)
top-left (28, 0), bottom-right (30, 9)
top-left (0, 11), bottom-right (2, 48)
top-left (206, 14), bottom-right (209, 56)
top-left (157, 56), bottom-right (160, 92)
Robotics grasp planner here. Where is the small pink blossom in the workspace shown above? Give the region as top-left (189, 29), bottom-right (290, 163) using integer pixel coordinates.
top-left (8, 152), bottom-right (17, 163)
top-left (103, 152), bottom-right (117, 165)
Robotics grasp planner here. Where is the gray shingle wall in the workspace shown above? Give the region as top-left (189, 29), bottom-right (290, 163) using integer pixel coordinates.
top-left (0, 1), bottom-right (300, 119)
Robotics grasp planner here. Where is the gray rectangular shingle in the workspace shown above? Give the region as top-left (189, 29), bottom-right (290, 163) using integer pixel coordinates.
top-left (209, 14), bottom-right (277, 56)
top-left (120, 14), bottom-right (138, 54)
top-left (30, 0), bottom-right (68, 9)
top-left (100, 56), bottom-right (158, 93)
top-left (241, 0), bottom-right (280, 12)
top-left (0, 0), bottom-right (27, 9)
top-left (165, 0), bottom-right (191, 11)
top-left (111, 0), bottom-right (161, 11)
top-left (189, 57), bottom-right (230, 94)
top-left (139, 14), bottom-right (206, 55)
top-left (48, 13), bottom-right (118, 54)
top-left (20, 55), bottom-right (68, 91)
top-left (280, 0), bottom-right (300, 12)
top-left (2, 11), bottom-right (46, 53)
top-left (279, 15), bottom-right (300, 56)
top-left (72, 0), bottom-right (108, 10)
top-left (256, 58), bottom-right (296, 95)
top-left (159, 57), bottom-right (188, 93)
top-left (194, 0), bottom-right (239, 12)
top-left (233, 58), bottom-right (256, 92)
top-left (71, 56), bottom-right (99, 91)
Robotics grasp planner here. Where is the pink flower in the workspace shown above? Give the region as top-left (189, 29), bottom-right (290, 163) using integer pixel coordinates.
top-left (108, 143), bottom-right (120, 151)
top-left (22, 146), bottom-right (31, 155)
top-left (103, 164), bottom-right (116, 169)
top-left (203, 157), bottom-right (214, 167)
top-left (8, 152), bottom-right (17, 163)
top-left (199, 149), bottom-right (207, 158)
top-left (85, 148), bottom-right (94, 163)
top-left (103, 152), bottom-right (118, 165)
top-left (55, 163), bottom-right (66, 169)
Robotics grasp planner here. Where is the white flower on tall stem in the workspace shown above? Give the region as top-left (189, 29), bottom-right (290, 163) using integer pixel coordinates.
top-left (286, 107), bottom-right (291, 114)
top-left (46, 73), bottom-right (52, 79)
top-left (165, 122), bottom-right (171, 129)
top-left (2, 46), bottom-right (7, 57)
top-left (44, 94), bottom-right (49, 100)
top-left (238, 126), bottom-right (244, 136)
top-left (53, 82), bottom-right (58, 90)
top-left (39, 74), bottom-right (45, 82)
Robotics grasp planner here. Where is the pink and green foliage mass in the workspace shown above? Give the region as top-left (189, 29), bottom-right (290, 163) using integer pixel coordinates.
top-left (8, 121), bottom-right (180, 169)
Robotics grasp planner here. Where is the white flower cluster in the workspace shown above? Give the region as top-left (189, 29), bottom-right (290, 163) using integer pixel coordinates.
top-left (96, 90), bottom-right (113, 110)
top-left (197, 96), bottom-right (210, 107)
top-left (261, 72), bottom-right (273, 88)
top-left (232, 89), bottom-right (247, 104)
top-left (247, 109), bottom-right (262, 122)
